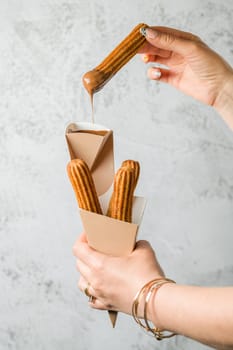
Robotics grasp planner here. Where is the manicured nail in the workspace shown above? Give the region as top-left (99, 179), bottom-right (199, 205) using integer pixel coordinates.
top-left (151, 69), bottom-right (161, 79)
top-left (140, 26), bottom-right (147, 37)
top-left (143, 54), bottom-right (149, 63)
top-left (140, 27), bottom-right (158, 39)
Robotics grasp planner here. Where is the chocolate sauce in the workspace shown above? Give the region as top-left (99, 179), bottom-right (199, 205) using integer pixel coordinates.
top-left (82, 69), bottom-right (112, 95)
top-left (82, 69), bottom-right (112, 123)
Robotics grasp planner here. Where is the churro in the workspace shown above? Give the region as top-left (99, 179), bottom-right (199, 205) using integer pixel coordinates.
top-left (107, 166), bottom-right (135, 223)
top-left (107, 160), bottom-right (140, 218)
top-left (121, 160), bottom-right (140, 188)
top-left (67, 159), bottom-right (102, 214)
top-left (82, 23), bottom-right (148, 95)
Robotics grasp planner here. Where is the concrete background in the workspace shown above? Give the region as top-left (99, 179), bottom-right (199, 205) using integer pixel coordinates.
top-left (0, 0), bottom-right (233, 349)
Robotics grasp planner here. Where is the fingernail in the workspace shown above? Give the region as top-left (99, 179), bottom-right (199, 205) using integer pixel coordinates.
top-left (151, 69), bottom-right (161, 79)
top-left (143, 54), bottom-right (149, 63)
top-left (140, 26), bottom-right (147, 37)
top-left (140, 27), bottom-right (158, 39)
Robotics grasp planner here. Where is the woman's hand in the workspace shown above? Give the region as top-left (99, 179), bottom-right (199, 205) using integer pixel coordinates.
top-left (139, 26), bottom-right (233, 109)
top-left (73, 234), bottom-right (233, 349)
top-left (73, 233), bottom-right (164, 315)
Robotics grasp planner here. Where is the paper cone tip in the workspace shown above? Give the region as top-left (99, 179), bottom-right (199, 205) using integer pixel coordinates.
top-left (108, 310), bottom-right (118, 328)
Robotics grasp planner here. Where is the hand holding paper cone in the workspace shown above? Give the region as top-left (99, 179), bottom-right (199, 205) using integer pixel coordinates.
top-left (67, 157), bottom-right (140, 328)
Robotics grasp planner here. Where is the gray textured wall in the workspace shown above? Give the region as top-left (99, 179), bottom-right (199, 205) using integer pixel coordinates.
top-left (0, 0), bottom-right (233, 349)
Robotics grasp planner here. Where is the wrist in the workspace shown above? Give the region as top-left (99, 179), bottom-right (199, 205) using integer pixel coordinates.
top-left (148, 281), bottom-right (177, 331)
top-left (213, 71), bottom-right (233, 129)
top-left (132, 277), bottom-right (177, 340)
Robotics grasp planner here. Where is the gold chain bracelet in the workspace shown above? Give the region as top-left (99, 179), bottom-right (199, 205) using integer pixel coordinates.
top-left (132, 277), bottom-right (177, 340)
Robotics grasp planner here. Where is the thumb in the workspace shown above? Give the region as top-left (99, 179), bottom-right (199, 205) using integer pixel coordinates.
top-left (142, 27), bottom-right (195, 56)
top-left (78, 232), bottom-right (88, 243)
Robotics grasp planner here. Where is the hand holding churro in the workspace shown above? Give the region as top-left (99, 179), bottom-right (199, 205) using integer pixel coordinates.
top-left (82, 23), bottom-right (148, 96)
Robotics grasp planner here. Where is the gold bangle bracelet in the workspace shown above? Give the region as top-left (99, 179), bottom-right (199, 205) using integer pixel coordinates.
top-left (132, 278), bottom-right (168, 331)
top-left (132, 277), bottom-right (177, 340)
top-left (144, 279), bottom-right (177, 340)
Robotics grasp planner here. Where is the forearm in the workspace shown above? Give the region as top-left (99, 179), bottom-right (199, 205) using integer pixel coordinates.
top-left (148, 283), bottom-right (233, 348)
top-left (214, 72), bottom-right (233, 130)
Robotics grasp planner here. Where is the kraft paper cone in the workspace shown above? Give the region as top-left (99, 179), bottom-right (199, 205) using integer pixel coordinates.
top-left (66, 122), bottom-right (146, 327)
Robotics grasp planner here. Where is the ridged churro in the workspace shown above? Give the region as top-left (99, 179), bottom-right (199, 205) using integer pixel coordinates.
top-left (107, 160), bottom-right (140, 219)
top-left (107, 166), bottom-right (135, 223)
top-left (83, 23), bottom-right (148, 95)
top-left (67, 159), bottom-right (102, 214)
top-left (121, 160), bottom-right (140, 188)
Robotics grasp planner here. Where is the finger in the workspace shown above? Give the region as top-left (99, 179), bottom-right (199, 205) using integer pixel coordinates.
top-left (72, 233), bottom-right (87, 257)
top-left (73, 232), bottom-right (87, 250)
top-left (135, 240), bottom-right (153, 249)
top-left (72, 236), bottom-right (95, 262)
top-left (78, 232), bottom-right (88, 243)
top-left (73, 240), bottom-right (106, 280)
top-left (152, 26), bottom-right (202, 42)
top-left (147, 67), bottom-right (162, 80)
top-left (78, 275), bottom-right (87, 293)
top-left (139, 44), bottom-right (172, 58)
top-left (89, 298), bottom-right (112, 311)
top-left (141, 54), bottom-right (151, 63)
top-left (76, 258), bottom-right (92, 282)
top-left (78, 275), bottom-right (96, 298)
top-left (141, 54), bottom-right (174, 70)
top-left (141, 54), bottom-right (156, 63)
top-left (142, 27), bottom-right (199, 56)
top-left (147, 66), bottom-right (176, 85)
